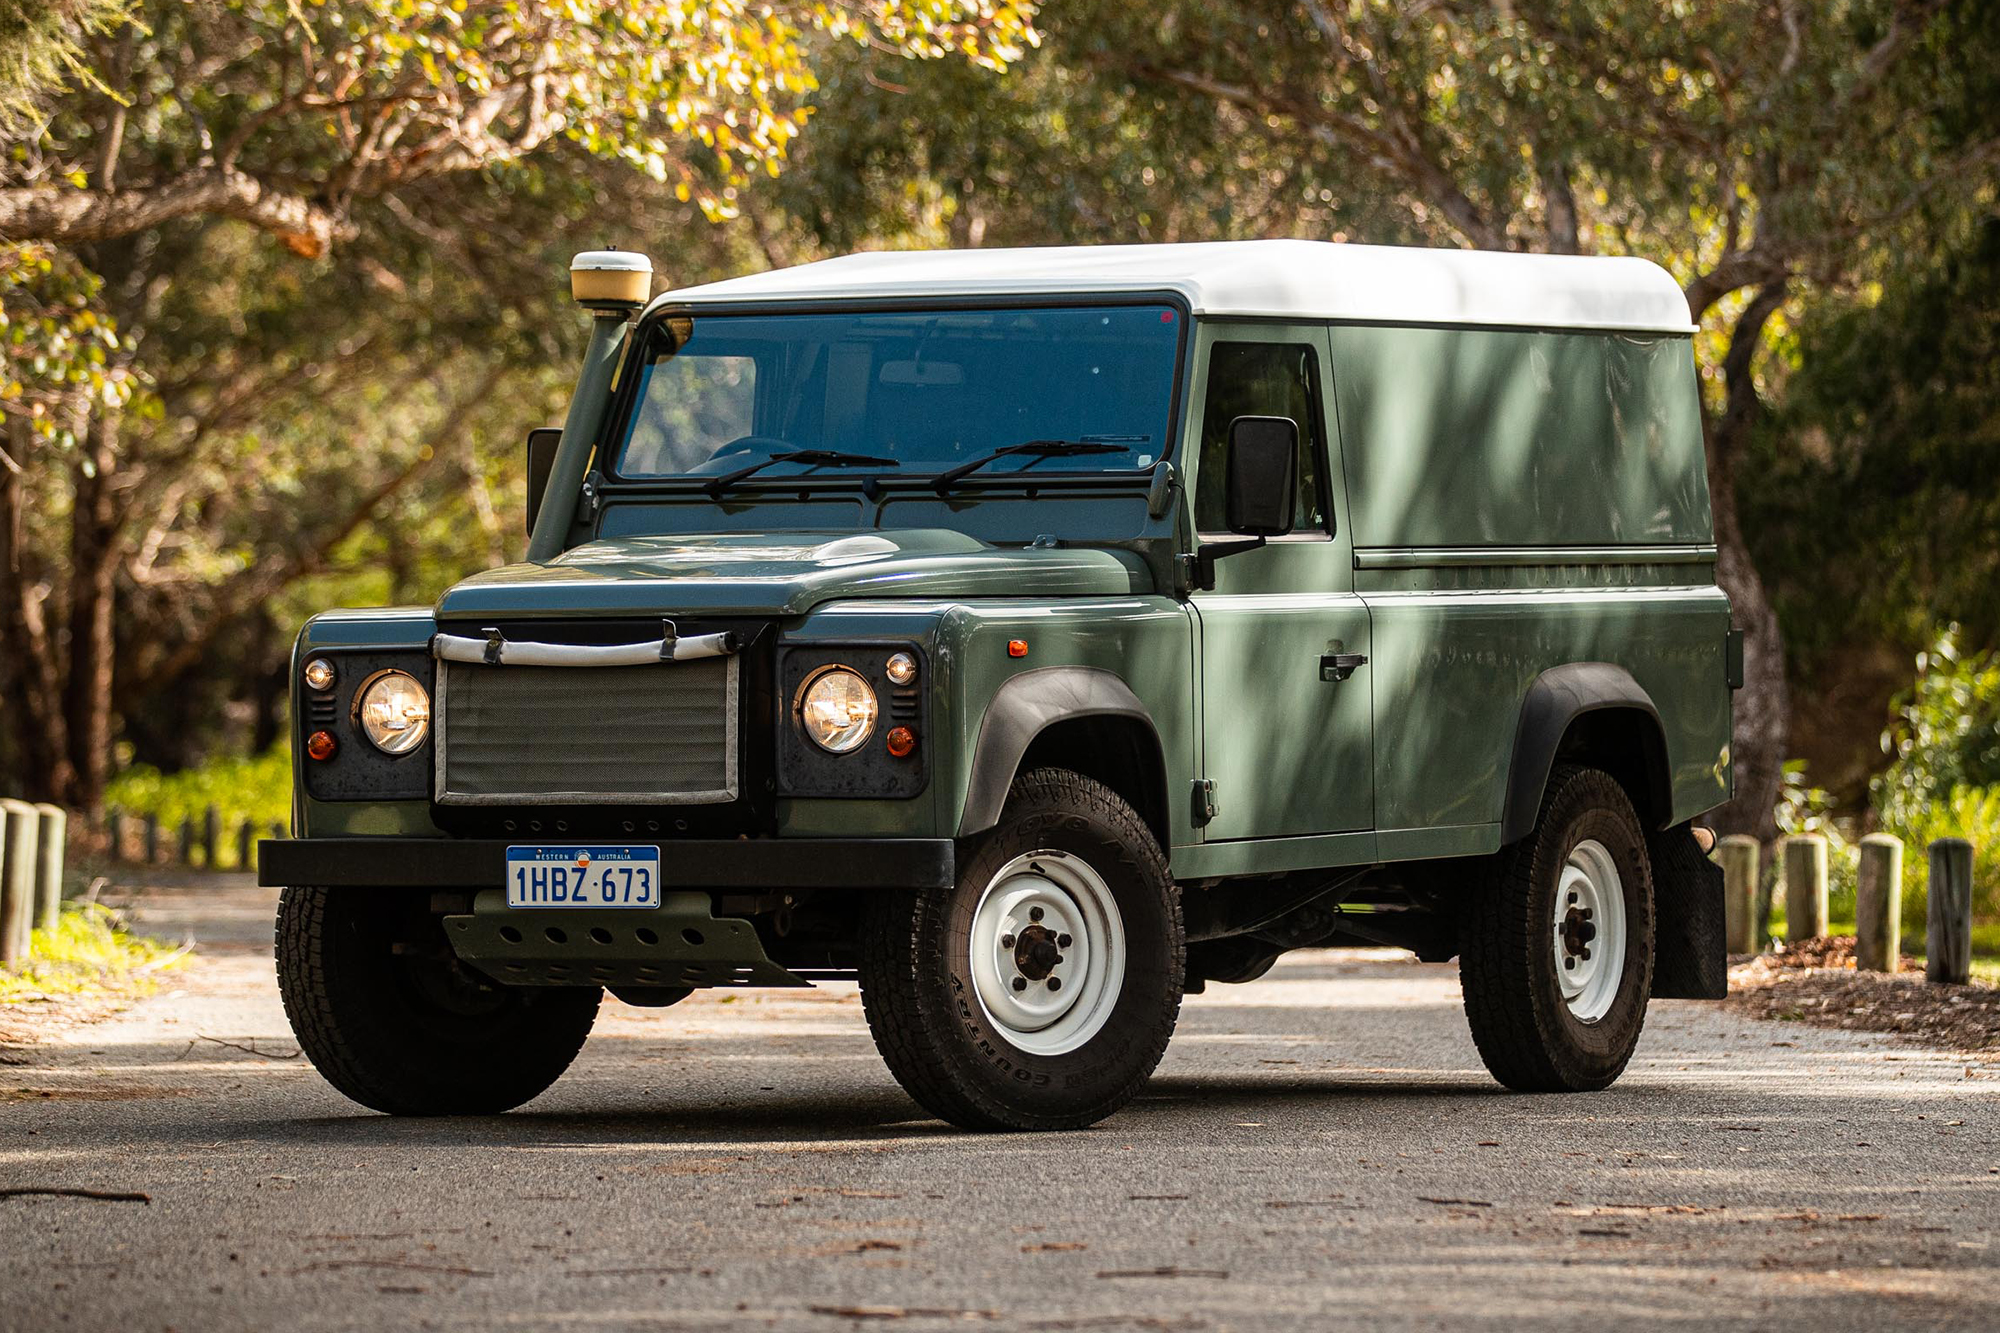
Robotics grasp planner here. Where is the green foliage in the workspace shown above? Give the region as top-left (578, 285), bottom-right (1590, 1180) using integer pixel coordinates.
top-left (0, 901), bottom-right (183, 1001)
top-left (0, 0), bottom-right (128, 136)
top-left (1875, 628), bottom-right (2000, 826)
top-left (0, 241), bottom-right (144, 448)
top-left (104, 745), bottom-right (292, 835)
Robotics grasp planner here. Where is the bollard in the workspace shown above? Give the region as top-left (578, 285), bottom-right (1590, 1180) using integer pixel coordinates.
top-left (237, 818), bottom-right (255, 872)
top-left (32, 804), bottom-right (66, 935)
top-left (1717, 834), bottom-right (1760, 954)
top-left (1855, 833), bottom-right (1903, 973)
top-left (1783, 833), bottom-right (1829, 943)
top-left (143, 812), bottom-right (160, 864)
top-left (0, 800), bottom-right (41, 965)
top-left (107, 808), bottom-right (127, 862)
top-left (269, 820), bottom-right (285, 844)
top-left (1927, 838), bottom-right (1974, 986)
top-left (202, 805), bottom-right (220, 869)
top-left (178, 816), bottom-right (195, 868)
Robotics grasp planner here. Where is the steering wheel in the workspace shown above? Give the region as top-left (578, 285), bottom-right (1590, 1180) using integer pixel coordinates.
top-left (687, 435), bottom-right (795, 474)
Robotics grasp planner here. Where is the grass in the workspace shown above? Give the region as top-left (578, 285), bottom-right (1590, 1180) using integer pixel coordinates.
top-left (1761, 906), bottom-right (1999, 983)
top-left (0, 903), bottom-right (187, 1004)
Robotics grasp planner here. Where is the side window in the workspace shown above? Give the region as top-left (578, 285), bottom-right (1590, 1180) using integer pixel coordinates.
top-left (1194, 341), bottom-right (1327, 534)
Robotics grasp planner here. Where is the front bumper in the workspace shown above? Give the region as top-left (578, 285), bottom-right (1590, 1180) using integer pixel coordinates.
top-left (257, 837), bottom-right (954, 891)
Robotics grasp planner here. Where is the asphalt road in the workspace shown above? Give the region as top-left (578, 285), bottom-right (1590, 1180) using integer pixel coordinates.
top-left (2, 879), bottom-right (1997, 1333)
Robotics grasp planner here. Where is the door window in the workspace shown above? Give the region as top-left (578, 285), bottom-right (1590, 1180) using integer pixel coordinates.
top-left (1194, 342), bottom-right (1328, 535)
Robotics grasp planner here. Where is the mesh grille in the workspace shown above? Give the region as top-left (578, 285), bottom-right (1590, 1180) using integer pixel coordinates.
top-left (437, 657), bottom-right (737, 804)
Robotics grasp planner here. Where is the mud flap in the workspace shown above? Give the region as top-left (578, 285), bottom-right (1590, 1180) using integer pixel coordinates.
top-left (1648, 824), bottom-right (1728, 999)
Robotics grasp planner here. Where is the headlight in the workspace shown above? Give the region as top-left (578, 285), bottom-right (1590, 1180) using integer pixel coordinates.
top-left (358, 671), bottom-right (431, 755)
top-left (800, 667), bottom-right (877, 754)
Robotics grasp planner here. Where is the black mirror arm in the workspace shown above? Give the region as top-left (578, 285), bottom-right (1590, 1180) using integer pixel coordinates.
top-left (1184, 536), bottom-right (1266, 592)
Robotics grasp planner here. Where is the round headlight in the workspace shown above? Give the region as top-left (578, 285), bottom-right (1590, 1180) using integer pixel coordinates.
top-left (801, 668), bottom-right (877, 754)
top-left (358, 671), bottom-right (431, 755)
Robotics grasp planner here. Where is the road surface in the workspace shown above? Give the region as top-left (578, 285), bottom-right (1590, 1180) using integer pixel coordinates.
top-left (2, 879), bottom-right (1996, 1332)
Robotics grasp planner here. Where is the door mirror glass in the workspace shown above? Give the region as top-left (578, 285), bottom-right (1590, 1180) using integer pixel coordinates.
top-left (1225, 415), bottom-right (1299, 537)
top-left (525, 427), bottom-right (562, 535)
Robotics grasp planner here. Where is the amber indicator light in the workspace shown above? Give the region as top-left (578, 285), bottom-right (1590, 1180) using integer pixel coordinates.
top-left (885, 726), bottom-right (916, 759)
top-left (305, 730), bottom-right (338, 761)
top-left (1007, 639), bottom-right (1029, 658)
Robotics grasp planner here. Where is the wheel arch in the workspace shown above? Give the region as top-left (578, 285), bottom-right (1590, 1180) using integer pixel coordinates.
top-left (957, 667), bottom-right (1170, 849)
top-left (1500, 663), bottom-right (1673, 844)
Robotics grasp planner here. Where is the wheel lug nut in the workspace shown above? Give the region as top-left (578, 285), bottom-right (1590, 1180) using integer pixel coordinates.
top-left (1047, 976), bottom-right (1061, 991)
top-left (1000, 934), bottom-right (1015, 948)
top-left (1053, 954), bottom-right (1064, 967)
top-left (1057, 933), bottom-right (1072, 947)
top-left (1012, 977), bottom-right (1028, 992)
top-left (1029, 906), bottom-right (1044, 922)
top-left (1564, 957), bottom-right (1575, 970)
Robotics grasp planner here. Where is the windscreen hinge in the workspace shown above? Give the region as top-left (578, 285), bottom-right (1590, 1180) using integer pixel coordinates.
top-left (1191, 778), bottom-right (1218, 829)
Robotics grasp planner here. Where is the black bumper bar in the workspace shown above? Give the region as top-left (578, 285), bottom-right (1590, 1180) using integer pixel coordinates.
top-left (258, 837), bottom-right (954, 891)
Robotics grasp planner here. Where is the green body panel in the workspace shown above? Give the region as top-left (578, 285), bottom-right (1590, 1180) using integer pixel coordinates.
top-left (286, 302), bottom-right (1734, 886)
top-left (1330, 325), bottom-right (1712, 549)
top-left (1360, 573), bottom-right (1733, 848)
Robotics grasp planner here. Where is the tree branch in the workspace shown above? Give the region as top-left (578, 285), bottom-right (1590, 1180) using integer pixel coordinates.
top-left (0, 168), bottom-right (354, 256)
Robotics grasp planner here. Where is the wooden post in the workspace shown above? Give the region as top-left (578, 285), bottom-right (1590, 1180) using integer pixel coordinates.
top-left (32, 804), bottom-right (66, 935)
top-left (106, 808), bottom-right (126, 862)
top-left (202, 804), bottom-right (221, 869)
top-left (1717, 834), bottom-right (1760, 953)
top-left (0, 805), bottom-right (12, 965)
top-left (177, 816), bottom-right (196, 868)
top-left (0, 799), bottom-right (39, 965)
top-left (237, 818), bottom-right (256, 872)
top-left (143, 813), bottom-right (160, 864)
top-left (1855, 833), bottom-right (1903, 973)
top-left (1927, 837), bottom-right (1974, 986)
top-left (1783, 834), bottom-right (1829, 943)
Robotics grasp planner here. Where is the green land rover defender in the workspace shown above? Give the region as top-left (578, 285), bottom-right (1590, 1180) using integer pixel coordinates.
top-left (265, 240), bottom-right (1738, 1130)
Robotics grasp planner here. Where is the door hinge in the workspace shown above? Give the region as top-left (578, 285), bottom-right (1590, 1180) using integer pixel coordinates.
top-left (1190, 778), bottom-right (1218, 829)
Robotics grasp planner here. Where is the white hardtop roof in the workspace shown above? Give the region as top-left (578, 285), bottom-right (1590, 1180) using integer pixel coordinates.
top-left (651, 240), bottom-right (1696, 335)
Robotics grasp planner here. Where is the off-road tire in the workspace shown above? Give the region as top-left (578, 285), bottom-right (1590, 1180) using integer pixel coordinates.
top-left (858, 768), bottom-right (1184, 1131)
top-left (276, 886), bottom-right (601, 1114)
top-left (1459, 765), bottom-right (1655, 1092)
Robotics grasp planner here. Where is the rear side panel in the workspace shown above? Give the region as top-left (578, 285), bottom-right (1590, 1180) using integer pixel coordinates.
top-left (1329, 323), bottom-right (1732, 858)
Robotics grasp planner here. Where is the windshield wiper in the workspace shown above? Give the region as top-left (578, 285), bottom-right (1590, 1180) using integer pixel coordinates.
top-left (705, 449), bottom-right (898, 498)
top-left (931, 439), bottom-right (1138, 494)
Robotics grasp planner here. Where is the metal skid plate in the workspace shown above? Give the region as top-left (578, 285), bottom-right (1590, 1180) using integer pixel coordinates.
top-left (443, 890), bottom-right (808, 990)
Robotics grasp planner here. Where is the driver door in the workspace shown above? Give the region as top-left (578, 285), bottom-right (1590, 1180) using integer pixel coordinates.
top-left (1189, 323), bottom-right (1375, 842)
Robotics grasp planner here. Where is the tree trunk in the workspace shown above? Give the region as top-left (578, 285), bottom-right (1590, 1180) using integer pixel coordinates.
top-left (0, 423), bottom-right (78, 802)
top-left (64, 411), bottom-right (122, 815)
top-left (1703, 284), bottom-right (1790, 843)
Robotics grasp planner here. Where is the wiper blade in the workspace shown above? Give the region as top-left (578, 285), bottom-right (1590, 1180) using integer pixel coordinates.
top-left (705, 449), bottom-right (898, 498)
top-left (931, 439), bottom-right (1139, 494)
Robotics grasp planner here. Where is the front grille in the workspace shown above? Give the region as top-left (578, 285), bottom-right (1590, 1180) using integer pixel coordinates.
top-left (435, 657), bottom-right (738, 805)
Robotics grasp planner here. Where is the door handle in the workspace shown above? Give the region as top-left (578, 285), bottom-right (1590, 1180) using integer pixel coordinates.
top-left (1319, 653), bottom-right (1367, 683)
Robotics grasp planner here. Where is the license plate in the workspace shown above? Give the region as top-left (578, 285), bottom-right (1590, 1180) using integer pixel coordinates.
top-left (505, 845), bottom-right (661, 909)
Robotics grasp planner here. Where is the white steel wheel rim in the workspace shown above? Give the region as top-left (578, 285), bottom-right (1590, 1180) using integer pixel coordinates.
top-left (1553, 838), bottom-right (1627, 1024)
top-left (968, 849), bottom-right (1126, 1057)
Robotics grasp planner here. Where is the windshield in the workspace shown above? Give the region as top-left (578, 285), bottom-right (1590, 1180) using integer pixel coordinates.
top-left (613, 304), bottom-right (1182, 481)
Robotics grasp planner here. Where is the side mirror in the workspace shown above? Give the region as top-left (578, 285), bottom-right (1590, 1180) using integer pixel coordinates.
top-left (1225, 415), bottom-right (1299, 537)
top-left (525, 427), bottom-right (563, 535)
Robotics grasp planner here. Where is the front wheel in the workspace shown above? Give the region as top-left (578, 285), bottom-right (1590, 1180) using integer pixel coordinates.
top-left (276, 887), bottom-right (601, 1114)
top-left (858, 768), bottom-right (1184, 1131)
top-left (1458, 765), bottom-right (1656, 1092)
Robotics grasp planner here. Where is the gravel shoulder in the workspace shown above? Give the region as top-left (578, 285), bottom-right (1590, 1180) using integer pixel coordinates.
top-left (2, 881), bottom-right (1997, 1333)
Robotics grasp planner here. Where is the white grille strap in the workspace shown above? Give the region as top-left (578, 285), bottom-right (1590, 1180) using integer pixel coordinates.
top-left (433, 629), bottom-right (738, 667)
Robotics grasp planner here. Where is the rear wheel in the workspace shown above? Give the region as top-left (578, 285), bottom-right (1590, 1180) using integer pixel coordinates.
top-left (276, 886), bottom-right (601, 1114)
top-left (858, 768), bottom-right (1184, 1131)
top-left (1458, 765), bottom-right (1655, 1092)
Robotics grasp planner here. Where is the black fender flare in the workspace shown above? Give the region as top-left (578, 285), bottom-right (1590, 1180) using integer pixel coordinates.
top-left (1499, 662), bottom-right (1671, 844)
top-left (957, 667), bottom-right (1164, 838)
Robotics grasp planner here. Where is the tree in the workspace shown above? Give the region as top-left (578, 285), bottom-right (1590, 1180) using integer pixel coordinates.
top-left (787, 0), bottom-right (1999, 839)
top-left (0, 0), bottom-right (1037, 809)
